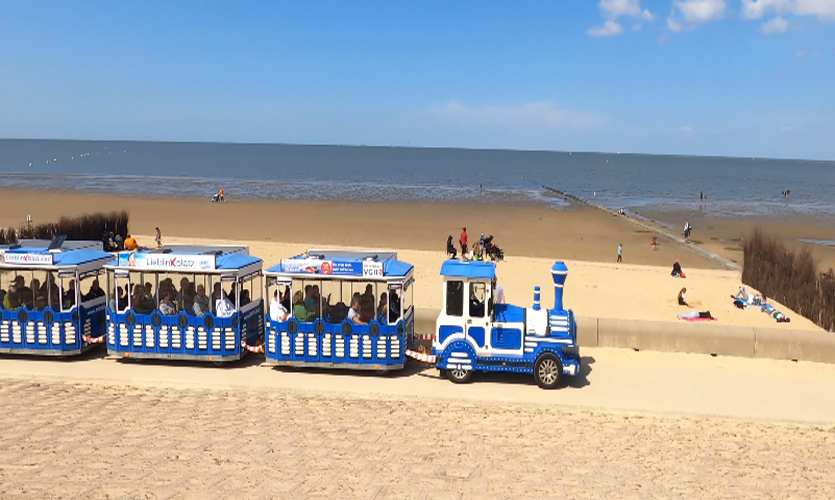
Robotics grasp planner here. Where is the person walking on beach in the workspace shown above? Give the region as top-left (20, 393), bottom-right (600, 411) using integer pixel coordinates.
top-left (652, 234), bottom-right (657, 251)
top-left (617, 243), bottom-right (623, 263)
top-left (683, 219), bottom-right (692, 240)
top-left (460, 227), bottom-right (468, 256)
top-left (155, 227), bottom-right (162, 248)
top-left (219, 188), bottom-right (225, 202)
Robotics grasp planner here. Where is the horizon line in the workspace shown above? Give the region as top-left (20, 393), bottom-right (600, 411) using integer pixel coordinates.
top-left (1, 136), bottom-right (832, 164)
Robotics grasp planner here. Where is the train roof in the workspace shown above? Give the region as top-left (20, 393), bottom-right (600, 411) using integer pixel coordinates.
top-left (266, 249), bottom-right (413, 280)
top-left (440, 260), bottom-right (496, 280)
top-left (0, 246), bottom-right (113, 269)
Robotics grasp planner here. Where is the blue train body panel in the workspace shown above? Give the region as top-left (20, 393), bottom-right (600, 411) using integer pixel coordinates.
top-left (0, 302), bottom-right (107, 355)
top-left (106, 302), bottom-right (263, 361)
top-left (265, 309), bottom-right (414, 370)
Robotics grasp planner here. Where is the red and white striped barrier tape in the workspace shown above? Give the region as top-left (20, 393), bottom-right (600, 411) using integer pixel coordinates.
top-left (415, 334), bottom-right (434, 341)
top-left (406, 349), bottom-right (436, 364)
top-left (240, 340), bottom-right (265, 354)
top-left (82, 335), bottom-right (106, 344)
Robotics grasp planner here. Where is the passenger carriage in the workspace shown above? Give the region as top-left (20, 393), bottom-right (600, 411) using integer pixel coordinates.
top-left (264, 249), bottom-right (415, 371)
top-left (104, 245), bottom-right (264, 362)
top-left (433, 260), bottom-right (580, 388)
top-left (0, 237), bottom-right (112, 356)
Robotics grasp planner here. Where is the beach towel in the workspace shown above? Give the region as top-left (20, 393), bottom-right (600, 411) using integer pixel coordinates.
top-left (678, 311), bottom-right (715, 321)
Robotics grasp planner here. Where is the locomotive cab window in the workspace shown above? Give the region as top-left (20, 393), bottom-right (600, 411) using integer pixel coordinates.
top-left (446, 280), bottom-right (464, 317)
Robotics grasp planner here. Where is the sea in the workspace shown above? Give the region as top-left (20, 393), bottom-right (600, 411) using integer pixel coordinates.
top-left (1, 139), bottom-right (834, 227)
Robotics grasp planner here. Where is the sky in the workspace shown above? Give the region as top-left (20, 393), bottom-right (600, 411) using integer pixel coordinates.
top-left (0, 0), bottom-right (833, 160)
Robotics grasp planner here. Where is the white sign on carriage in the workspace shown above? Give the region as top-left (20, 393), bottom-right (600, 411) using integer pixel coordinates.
top-left (1, 252), bottom-right (55, 265)
top-left (117, 252), bottom-right (217, 271)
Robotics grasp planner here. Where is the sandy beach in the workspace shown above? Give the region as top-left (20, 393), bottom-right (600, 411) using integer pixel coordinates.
top-left (2, 346), bottom-right (835, 499)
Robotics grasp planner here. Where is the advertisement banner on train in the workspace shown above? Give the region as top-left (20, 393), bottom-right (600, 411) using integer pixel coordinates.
top-left (280, 259), bottom-right (384, 277)
top-left (0, 252), bottom-right (55, 265)
top-left (118, 252), bottom-right (217, 271)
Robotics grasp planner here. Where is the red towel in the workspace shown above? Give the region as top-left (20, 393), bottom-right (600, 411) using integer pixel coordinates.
top-left (681, 316), bottom-right (716, 322)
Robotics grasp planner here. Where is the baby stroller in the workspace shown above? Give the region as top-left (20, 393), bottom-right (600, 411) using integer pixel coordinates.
top-left (483, 235), bottom-right (504, 261)
top-left (446, 235), bottom-right (457, 259)
top-left (211, 192), bottom-right (220, 203)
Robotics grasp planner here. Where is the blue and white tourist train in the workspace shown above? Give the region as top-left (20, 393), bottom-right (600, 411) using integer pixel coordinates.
top-left (263, 249), bottom-right (415, 371)
top-left (104, 245), bottom-right (264, 363)
top-left (0, 238), bottom-right (113, 356)
top-left (433, 260), bottom-right (580, 388)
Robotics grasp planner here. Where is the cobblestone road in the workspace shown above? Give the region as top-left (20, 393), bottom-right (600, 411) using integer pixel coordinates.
top-left (1, 377), bottom-right (834, 499)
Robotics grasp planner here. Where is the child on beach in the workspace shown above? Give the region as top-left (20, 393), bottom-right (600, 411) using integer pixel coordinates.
top-left (155, 227), bottom-right (161, 248)
top-left (617, 243), bottom-right (623, 263)
top-left (652, 234), bottom-right (657, 250)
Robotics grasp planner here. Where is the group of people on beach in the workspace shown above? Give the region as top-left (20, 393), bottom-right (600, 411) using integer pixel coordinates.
top-left (103, 228), bottom-right (162, 252)
top-left (447, 227), bottom-right (503, 262)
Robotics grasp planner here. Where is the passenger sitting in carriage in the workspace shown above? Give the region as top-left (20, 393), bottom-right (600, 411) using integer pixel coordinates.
top-left (347, 295), bottom-right (366, 325)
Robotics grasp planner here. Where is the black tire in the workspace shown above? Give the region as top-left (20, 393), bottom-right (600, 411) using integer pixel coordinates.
top-left (533, 353), bottom-right (563, 389)
top-left (446, 365), bottom-right (474, 384)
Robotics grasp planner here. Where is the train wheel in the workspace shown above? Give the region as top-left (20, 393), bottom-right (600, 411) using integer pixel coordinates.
top-left (533, 353), bottom-right (563, 389)
top-left (446, 366), bottom-right (473, 384)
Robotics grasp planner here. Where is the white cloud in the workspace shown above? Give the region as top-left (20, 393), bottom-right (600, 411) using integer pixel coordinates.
top-left (633, 23), bottom-right (644, 31)
top-left (761, 16), bottom-right (789, 33)
top-left (667, 0), bottom-right (727, 32)
top-left (742, 0), bottom-right (835, 22)
top-left (430, 101), bottom-right (607, 131)
top-left (587, 20), bottom-right (626, 37)
top-left (587, 0), bottom-right (653, 37)
top-left (797, 49), bottom-right (807, 57)
top-left (682, 125), bottom-right (694, 137)
top-left (600, 0), bottom-right (655, 20)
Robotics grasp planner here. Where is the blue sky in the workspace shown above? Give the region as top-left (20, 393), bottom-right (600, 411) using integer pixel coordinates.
top-left (0, 0), bottom-right (833, 159)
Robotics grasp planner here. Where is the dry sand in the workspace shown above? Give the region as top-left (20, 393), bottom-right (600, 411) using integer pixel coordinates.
top-left (146, 234), bottom-right (822, 330)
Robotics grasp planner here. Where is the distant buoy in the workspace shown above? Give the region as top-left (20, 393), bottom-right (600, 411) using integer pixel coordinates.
top-left (53, 158), bottom-right (57, 162)
top-left (46, 160), bottom-right (50, 164)
top-left (28, 162), bottom-right (33, 167)
top-left (71, 156), bottom-right (74, 160)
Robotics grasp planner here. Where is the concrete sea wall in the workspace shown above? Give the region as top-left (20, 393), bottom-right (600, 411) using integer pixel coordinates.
top-left (414, 308), bottom-right (835, 364)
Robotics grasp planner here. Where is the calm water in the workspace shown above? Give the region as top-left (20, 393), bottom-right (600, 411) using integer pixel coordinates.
top-left (1, 139), bottom-right (834, 223)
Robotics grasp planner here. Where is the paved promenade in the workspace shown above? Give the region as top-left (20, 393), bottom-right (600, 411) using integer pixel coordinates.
top-left (2, 369), bottom-right (835, 499)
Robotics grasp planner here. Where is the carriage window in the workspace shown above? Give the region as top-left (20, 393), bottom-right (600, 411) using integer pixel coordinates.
top-left (403, 279), bottom-right (414, 319)
top-left (446, 280), bottom-right (464, 317)
top-left (239, 273), bottom-right (262, 308)
top-left (79, 270), bottom-right (105, 305)
top-left (469, 282), bottom-right (487, 318)
top-left (0, 269), bottom-right (18, 310)
top-left (290, 278), bottom-right (326, 322)
top-left (106, 270), bottom-right (130, 313)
